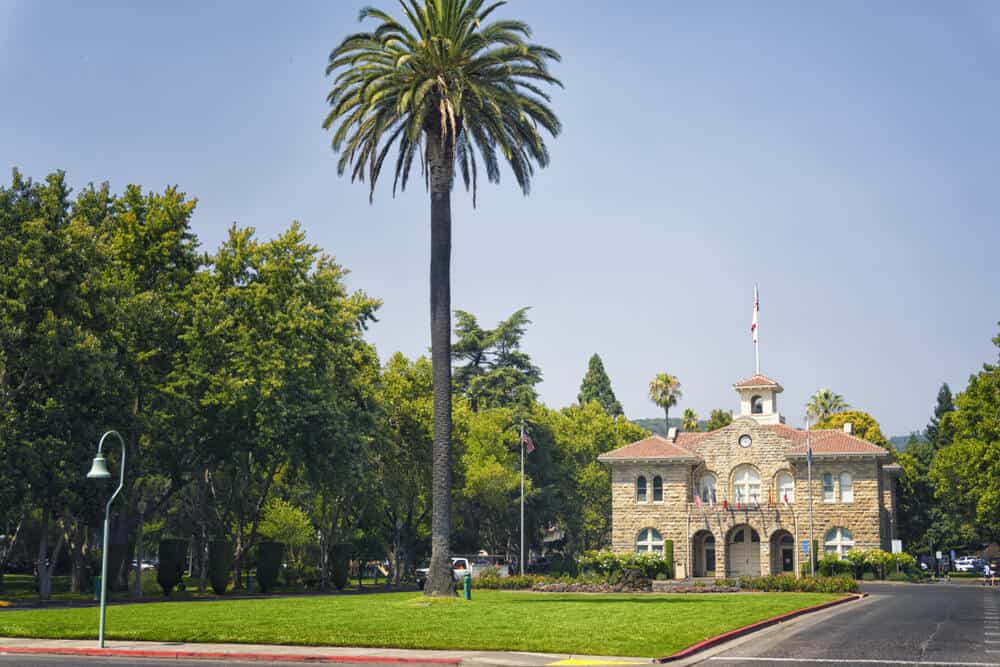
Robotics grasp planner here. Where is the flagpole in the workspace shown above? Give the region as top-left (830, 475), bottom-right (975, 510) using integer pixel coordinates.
top-left (520, 419), bottom-right (525, 576)
top-left (754, 284), bottom-right (760, 376)
top-left (806, 416), bottom-right (815, 577)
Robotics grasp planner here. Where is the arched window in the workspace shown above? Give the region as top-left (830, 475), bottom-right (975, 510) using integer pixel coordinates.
top-left (824, 527), bottom-right (854, 558)
top-left (840, 472), bottom-right (853, 503)
top-left (636, 476), bottom-right (647, 503)
top-left (636, 528), bottom-right (664, 554)
top-left (652, 476), bottom-right (663, 502)
top-left (822, 472), bottom-right (835, 503)
top-left (751, 395), bottom-right (764, 414)
top-left (776, 471), bottom-right (795, 504)
top-left (733, 465), bottom-right (761, 505)
top-left (699, 473), bottom-right (717, 505)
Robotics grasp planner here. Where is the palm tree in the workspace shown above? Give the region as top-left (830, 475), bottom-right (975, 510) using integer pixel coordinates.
top-left (806, 388), bottom-right (849, 423)
top-left (682, 408), bottom-right (699, 432)
top-left (323, 0), bottom-right (561, 596)
top-left (648, 373), bottom-right (682, 434)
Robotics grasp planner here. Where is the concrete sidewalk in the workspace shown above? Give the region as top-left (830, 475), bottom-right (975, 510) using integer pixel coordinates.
top-left (0, 637), bottom-right (652, 666)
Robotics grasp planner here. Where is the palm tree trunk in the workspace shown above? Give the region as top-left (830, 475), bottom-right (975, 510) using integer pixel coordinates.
top-left (425, 132), bottom-right (455, 596)
top-left (664, 407), bottom-right (670, 435)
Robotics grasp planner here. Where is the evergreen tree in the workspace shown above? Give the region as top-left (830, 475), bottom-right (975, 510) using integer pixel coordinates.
top-left (925, 383), bottom-right (955, 448)
top-left (452, 308), bottom-right (541, 411)
top-left (706, 409), bottom-right (733, 431)
top-left (578, 354), bottom-right (623, 418)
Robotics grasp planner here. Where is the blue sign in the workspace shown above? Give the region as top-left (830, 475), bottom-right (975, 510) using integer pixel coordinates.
top-left (802, 540), bottom-right (810, 554)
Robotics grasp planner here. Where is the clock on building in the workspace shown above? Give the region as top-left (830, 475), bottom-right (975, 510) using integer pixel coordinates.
top-left (738, 434), bottom-right (752, 448)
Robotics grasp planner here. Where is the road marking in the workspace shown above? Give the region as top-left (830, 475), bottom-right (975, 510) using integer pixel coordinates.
top-left (710, 658), bottom-right (1000, 665)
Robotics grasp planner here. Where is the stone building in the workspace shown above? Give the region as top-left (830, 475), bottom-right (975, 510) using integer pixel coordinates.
top-left (598, 374), bottom-right (900, 578)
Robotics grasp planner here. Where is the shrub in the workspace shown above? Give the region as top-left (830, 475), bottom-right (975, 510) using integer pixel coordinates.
top-left (330, 543), bottom-right (351, 590)
top-left (208, 540), bottom-right (232, 595)
top-left (474, 574), bottom-right (547, 590)
top-left (864, 549), bottom-right (893, 580)
top-left (887, 571), bottom-right (908, 582)
top-left (739, 575), bottom-right (857, 593)
top-left (256, 542), bottom-right (284, 593)
top-left (817, 555), bottom-right (853, 577)
top-left (891, 552), bottom-right (917, 574)
top-left (156, 538), bottom-right (188, 596)
top-left (579, 548), bottom-right (674, 580)
top-left (862, 571), bottom-right (876, 581)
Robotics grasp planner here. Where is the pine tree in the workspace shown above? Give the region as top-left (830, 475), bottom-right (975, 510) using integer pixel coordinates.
top-left (578, 354), bottom-right (623, 417)
top-left (925, 383), bottom-right (955, 448)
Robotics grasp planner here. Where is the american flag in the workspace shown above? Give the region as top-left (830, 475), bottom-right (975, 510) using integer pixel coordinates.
top-left (521, 430), bottom-right (535, 454)
top-left (751, 285), bottom-right (759, 344)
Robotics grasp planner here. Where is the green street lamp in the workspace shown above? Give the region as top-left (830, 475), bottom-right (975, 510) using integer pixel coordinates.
top-left (87, 430), bottom-right (126, 649)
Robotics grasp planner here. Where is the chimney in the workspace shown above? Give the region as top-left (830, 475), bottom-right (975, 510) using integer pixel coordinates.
top-left (667, 427), bottom-right (678, 442)
top-left (843, 422), bottom-right (853, 435)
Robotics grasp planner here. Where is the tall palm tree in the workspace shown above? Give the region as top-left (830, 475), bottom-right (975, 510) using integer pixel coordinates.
top-left (806, 388), bottom-right (849, 423)
top-left (681, 407), bottom-right (699, 432)
top-left (323, 0), bottom-right (561, 596)
top-left (648, 373), bottom-right (682, 434)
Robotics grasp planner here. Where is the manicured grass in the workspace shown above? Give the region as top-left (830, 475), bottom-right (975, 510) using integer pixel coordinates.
top-left (0, 590), bottom-right (842, 657)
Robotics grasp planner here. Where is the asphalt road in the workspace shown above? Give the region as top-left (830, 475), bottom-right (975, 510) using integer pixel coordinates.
top-left (704, 582), bottom-right (1000, 666)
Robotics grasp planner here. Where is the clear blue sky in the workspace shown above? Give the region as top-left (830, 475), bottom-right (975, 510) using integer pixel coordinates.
top-left (3, 1), bottom-right (999, 435)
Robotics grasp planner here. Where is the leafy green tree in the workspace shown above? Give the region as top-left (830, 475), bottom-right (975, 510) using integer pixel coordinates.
top-left (705, 409), bottom-right (732, 431)
top-left (681, 408), bottom-right (699, 432)
top-left (814, 410), bottom-right (888, 449)
top-left (578, 354), bottom-right (623, 418)
top-left (648, 373), bottom-right (682, 430)
top-left (323, 0), bottom-right (561, 597)
top-left (453, 308), bottom-right (541, 411)
top-left (930, 325), bottom-right (1000, 543)
top-left (375, 353), bottom-right (434, 581)
top-left (258, 497), bottom-right (314, 568)
top-left (806, 388), bottom-right (849, 422)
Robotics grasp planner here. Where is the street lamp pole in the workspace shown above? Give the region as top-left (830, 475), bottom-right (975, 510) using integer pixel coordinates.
top-left (87, 430), bottom-right (126, 649)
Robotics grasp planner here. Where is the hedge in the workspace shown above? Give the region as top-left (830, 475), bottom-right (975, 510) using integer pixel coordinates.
top-left (255, 541), bottom-right (284, 593)
top-left (738, 574), bottom-right (858, 593)
top-left (208, 540), bottom-right (232, 595)
top-left (579, 547), bottom-right (674, 579)
top-left (156, 538), bottom-right (188, 596)
top-left (330, 543), bottom-right (351, 591)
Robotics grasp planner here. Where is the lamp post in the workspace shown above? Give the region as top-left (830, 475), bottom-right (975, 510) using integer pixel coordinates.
top-left (87, 430), bottom-right (126, 649)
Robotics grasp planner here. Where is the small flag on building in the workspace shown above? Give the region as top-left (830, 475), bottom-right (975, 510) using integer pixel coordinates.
top-left (521, 430), bottom-right (535, 454)
top-left (694, 493), bottom-right (702, 508)
top-left (751, 285), bottom-right (759, 344)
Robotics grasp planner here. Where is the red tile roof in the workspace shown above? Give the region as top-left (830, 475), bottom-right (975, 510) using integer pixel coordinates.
top-left (598, 434), bottom-right (702, 462)
top-left (733, 374), bottom-right (783, 390)
top-left (764, 424), bottom-right (891, 457)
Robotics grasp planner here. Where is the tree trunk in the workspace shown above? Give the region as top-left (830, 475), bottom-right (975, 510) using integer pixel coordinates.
top-left (424, 130), bottom-right (455, 597)
top-left (664, 407), bottom-right (670, 434)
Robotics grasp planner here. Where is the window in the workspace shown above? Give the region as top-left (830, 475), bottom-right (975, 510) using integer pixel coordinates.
top-left (822, 472), bottom-right (834, 503)
top-left (636, 528), bottom-right (664, 554)
top-left (652, 476), bottom-right (663, 502)
top-left (840, 472), bottom-right (853, 503)
top-left (699, 474), bottom-right (717, 505)
top-left (751, 395), bottom-right (763, 414)
top-left (824, 527), bottom-right (854, 558)
top-left (733, 465), bottom-right (761, 505)
top-left (636, 476), bottom-right (647, 503)
top-left (776, 471), bottom-right (795, 504)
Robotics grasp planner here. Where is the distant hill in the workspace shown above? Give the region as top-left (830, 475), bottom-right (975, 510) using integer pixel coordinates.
top-left (890, 433), bottom-right (926, 451)
top-left (632, 418), bottom-right (694, 436)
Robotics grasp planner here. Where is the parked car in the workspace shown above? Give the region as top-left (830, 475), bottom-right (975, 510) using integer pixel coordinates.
top-left (954, 556), bottom-right (984, 572)
top-left (415, 556), bottom-right (509, 589)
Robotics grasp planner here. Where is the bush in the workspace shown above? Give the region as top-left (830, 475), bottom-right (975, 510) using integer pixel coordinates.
top-left (887, 571), bottom-right (908, 582)
top-left (156, 538), bottom-right (188, 596)
top-left (548, 553), bottom-right (579, 577)
top-left (864, 549), bottom-right (893, 580)
top-left (474, 574), bottom-right (545, 590)
top-left (862, 571), bottom-right (876, 581)
top-left (817, 555), bottom-right (853, 577)
top-left (208, 541), bottom-right (232, 595)
top-left (255, 542), bottom-right (284, 593)
top-left (330, 543), bottom-right (351, 590)
top-left (579, 548), bottom-right (674, 580)
top-left (739, 574), bottom-right (858, 593)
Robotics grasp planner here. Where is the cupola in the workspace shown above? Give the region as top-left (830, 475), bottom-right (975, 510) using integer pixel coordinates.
top-left (733, 374), bottom-right (784, 425)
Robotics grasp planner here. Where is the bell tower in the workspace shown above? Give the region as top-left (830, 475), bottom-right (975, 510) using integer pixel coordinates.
top-left (734, 375), bottom-right (784, 425)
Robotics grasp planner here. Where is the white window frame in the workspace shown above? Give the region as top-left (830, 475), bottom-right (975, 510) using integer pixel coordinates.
top-left (652, 475), bottom-right (663, 503)
top-left (733, 465), bottom-right (761, 505)
top-left (636, 528), bottom-right (664, 554)
top-left (824, 526), bottom-right (854, 558)
top-left (822, 472), bottom-right (835, 503)
top-left (776, 471), bottom-right (795, 504)
top-left (840, 472), bottom-right (853, 503)
top-left (699, 473), bottom-right (717, 505)
top-left (636, 475), bottom-right (648, 503)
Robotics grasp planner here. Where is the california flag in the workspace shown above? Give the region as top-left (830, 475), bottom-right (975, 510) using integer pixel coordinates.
top-left (751, 285), bottom-right (759, 344)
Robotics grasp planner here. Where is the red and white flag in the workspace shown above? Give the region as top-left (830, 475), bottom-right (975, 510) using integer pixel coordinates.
top-left (521, 430), bottom-right (535, 454)
top-left (751, 285), bottom-right (759, 344)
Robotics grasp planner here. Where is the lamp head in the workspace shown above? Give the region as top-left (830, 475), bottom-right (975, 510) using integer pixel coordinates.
top-left (87, 454), bottom-right (111, 480)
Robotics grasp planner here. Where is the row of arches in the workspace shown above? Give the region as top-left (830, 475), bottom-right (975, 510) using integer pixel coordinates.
top-left (695, 466), bottom-right (795, 505)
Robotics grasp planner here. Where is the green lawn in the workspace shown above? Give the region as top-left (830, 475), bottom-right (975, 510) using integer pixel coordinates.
top-left (0, 590), bottom-right (842, 657)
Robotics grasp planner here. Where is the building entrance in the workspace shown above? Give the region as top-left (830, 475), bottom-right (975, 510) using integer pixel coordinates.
top-left (726, 525), bottom-right (760, 577)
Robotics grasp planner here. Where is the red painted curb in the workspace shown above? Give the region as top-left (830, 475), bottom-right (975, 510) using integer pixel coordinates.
top-left (0, 645), bottom-right (461, 664)
top-left (655, 593), bottom-right (866, 663)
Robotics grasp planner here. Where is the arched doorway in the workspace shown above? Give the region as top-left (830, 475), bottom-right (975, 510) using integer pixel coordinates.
top-left (770, 530), bottom-right (795, 575)
top-left (726, 525), bottom-right (760, 577)
top-left (692, 530), bottom-right (717, 577)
